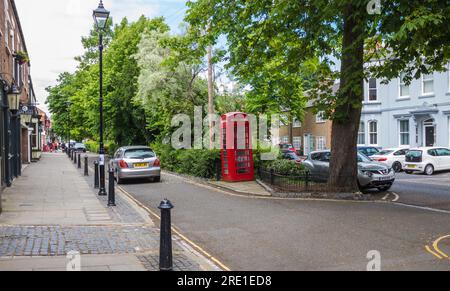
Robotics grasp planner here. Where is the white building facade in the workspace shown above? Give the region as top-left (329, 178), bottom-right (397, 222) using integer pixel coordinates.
top-left (360, 64), bottom-right (450, 149)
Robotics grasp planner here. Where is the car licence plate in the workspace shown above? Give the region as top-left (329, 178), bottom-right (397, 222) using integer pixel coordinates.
top-left (379, 176), bottom-right (392, 181)
top-left (407, 165), bottom-right (417, 169)
top-left (134, 163), bottom-right (149, 168)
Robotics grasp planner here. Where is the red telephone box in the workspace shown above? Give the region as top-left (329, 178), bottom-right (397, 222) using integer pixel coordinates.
top-left (221, 112), bottom-right (254, 182)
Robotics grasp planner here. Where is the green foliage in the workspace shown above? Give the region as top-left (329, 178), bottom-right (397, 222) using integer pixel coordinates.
top-left (265, 160), bottom-right (307, 176)
top-left (152, 143), bottom-right (220, 179)
top-left (47, 17), bottom-right (171, 147)
top-left (134, 28), bottom-right (208, 141)
top-left (84, 140), bottom-right (99, 154)
top-left (183, 0), bottom-right (450, 189)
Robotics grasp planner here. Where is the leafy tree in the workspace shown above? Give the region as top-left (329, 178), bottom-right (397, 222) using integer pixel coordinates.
top-left (134, 28), bottom-right (208, 142)
top-left (184, 0), bottom-right (450, 191)
top-left (47, 17), bottom-right (173, 150)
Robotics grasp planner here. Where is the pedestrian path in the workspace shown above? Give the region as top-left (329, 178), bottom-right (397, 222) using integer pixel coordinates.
top-left (0, 153), bottom-right (219, 271)
top-left (0, 154), bottom-right (111, 225)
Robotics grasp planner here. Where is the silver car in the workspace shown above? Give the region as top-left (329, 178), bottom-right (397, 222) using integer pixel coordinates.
top-left (110, 146), bottom-right (161, 184)
top-left (303, 150), bottom-right (396, 191)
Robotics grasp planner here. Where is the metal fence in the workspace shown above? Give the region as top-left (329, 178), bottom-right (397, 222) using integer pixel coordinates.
top-left (258, 168), bottom-right (338, 193)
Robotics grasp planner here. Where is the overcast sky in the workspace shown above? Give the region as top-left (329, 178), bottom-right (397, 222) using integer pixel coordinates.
top-left (15, 0), bottom-right (187, 113)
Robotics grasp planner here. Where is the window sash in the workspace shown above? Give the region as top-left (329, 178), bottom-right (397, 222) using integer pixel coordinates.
top-left (368, 78), bottom-right (377, 101)
top-left (293, 137), bottom-right (302, 149)
top-left (358, 122), bottom-right (365, 145)
top-left (423, 74), bottom-right (434, 94)
top-left (399, 73), bottom-right (410, 97)
top-left (399, 120), bottom-right (410, 146)
top-left (369, 122), bottom-right (378, 145)
top-left (316, 112), bottom-right (325, 123)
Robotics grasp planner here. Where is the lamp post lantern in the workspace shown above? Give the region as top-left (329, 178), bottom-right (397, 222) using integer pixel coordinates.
top-left (93, 0), bottom-right (110, 196)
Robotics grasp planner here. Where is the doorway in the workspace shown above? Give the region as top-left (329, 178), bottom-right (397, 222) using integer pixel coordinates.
top-left (423, 119), bottom-right (436, 147)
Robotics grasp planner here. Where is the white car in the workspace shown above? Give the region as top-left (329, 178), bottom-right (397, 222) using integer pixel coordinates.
top-left (371, 148), bottom-right (409, 173)
top-left (404, 147), bottom-right (450, 175)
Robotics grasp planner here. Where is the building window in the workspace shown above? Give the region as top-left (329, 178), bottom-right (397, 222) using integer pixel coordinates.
top-left (399, 120), bottom-right (410, 146)
top-left (293, 118), bottom-right (301, 128)
top-left (422, 73), bottom-right (434, 95)
top-left (281, 136), bottom-right (289, 144)
top-left (279, 114), bottom-right (288, 126)
top-left (293, 137), bottom-right (302, 150)
top-left (316, 111), bottom-right (326, 123)
top-left (315, 136), bottom-right (326, 151)
top-left (399, 72), bottom-right (410, 98)
top-left (358, 122), bottom-right (365, 145)
top-left (368, 78), bottom-right (377, 101)
top-left (369, 121), bottom-right (378, 145)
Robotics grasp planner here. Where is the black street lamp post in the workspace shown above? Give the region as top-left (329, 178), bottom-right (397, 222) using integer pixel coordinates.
top-left (93, 0), bottom-right (110, 196)
top-left (65, 101), bottom-right (71, 156)
top-left (6, 84), bottom-right (21, 186)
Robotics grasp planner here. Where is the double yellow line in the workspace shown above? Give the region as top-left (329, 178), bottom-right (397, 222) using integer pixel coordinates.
top-left (425, 235), bottom-right (450, 260)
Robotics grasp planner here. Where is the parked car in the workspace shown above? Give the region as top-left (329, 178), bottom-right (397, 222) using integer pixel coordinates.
top-left (303, 150), bottom-right (396, 192)
top-left (371, 148), bottom-right (409, 173)
top-left (358, 146), bottom-right (381, 157)
top-left (73, 143), bottom-right (87, 153)
top-left (404, 147), bottom-right (450, 175)
top-left (281, 151), bottom-right (303, 164)
top-left (110, 146), bottom-right (161, 184)
top-left (279, 143), bottom-right (296, 153)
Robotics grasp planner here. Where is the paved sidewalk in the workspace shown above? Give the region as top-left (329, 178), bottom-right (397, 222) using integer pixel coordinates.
top-left (0, 153), bottom-right (220, 271)
top-left (209, 181), bottom-right (271, 197)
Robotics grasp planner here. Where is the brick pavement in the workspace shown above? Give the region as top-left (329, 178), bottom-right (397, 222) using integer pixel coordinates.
top-left (0, 153), bottom-right (220, 271)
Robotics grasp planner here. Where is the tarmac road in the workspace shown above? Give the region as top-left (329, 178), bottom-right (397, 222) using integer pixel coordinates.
top-left (118, 172), bottom-right (450, 271)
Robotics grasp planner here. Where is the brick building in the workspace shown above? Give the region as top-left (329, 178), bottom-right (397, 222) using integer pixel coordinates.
top-left (279, 105), bottom-right (333, 156)
top-left (0, 0), bottom-right (36, 211)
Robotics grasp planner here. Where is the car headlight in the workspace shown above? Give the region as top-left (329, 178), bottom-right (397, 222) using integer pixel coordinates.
top-left (362, 171), bottom-right (373, 177)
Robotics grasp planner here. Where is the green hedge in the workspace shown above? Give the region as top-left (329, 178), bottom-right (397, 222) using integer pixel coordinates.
top-left (152, 143), bottom-right (306, 179)
top-left (264, 159), bottom-right (308, 176)
top-left (84, 140), bottom-right (119, 155)
top-left (152, 143), bottom-right (220, 179)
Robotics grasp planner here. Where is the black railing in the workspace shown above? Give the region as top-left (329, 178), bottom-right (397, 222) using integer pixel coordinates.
top-left (258, 168), bottom-right (337, 193)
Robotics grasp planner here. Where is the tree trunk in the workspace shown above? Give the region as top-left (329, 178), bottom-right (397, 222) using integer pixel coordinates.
top-left (328, 3), bottom-right (366, 192)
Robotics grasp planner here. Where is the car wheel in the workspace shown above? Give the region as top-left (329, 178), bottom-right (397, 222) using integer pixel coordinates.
top-left (154, 176), bottom-right (161, 183)
top-left (424, 164), bottom-right (434, 176)
top-left (116, 173), bottom-right (124, 185)
top-left (392, 162), bottom-right (402, 173)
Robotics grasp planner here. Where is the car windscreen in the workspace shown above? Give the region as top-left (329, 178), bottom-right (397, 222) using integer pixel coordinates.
top-left (124, 149), bottom-right (155, 159)
top-left (377, 150), bottom-right (394, 156)
top-left (406, 150), bottom-right (422, 158)
top-left (357, 153), bottom-right (372, 163)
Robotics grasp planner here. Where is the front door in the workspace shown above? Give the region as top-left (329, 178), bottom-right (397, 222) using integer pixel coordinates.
top-left (425, 126), bottom-right (436, 147)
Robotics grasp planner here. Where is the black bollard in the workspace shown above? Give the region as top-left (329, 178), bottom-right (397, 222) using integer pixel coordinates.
top-left (94, 161), bottom-right (99, 189)
top-left (74, 152), bottom-right (77, 164)
top-left (159, 199), bottom-right (174, 271)
top-left (84, 156), bottom-right (89, 176)
top-left (108, 167), bottom-right (116, 207)
top-left (78, 154), bottom-right (81, 169)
